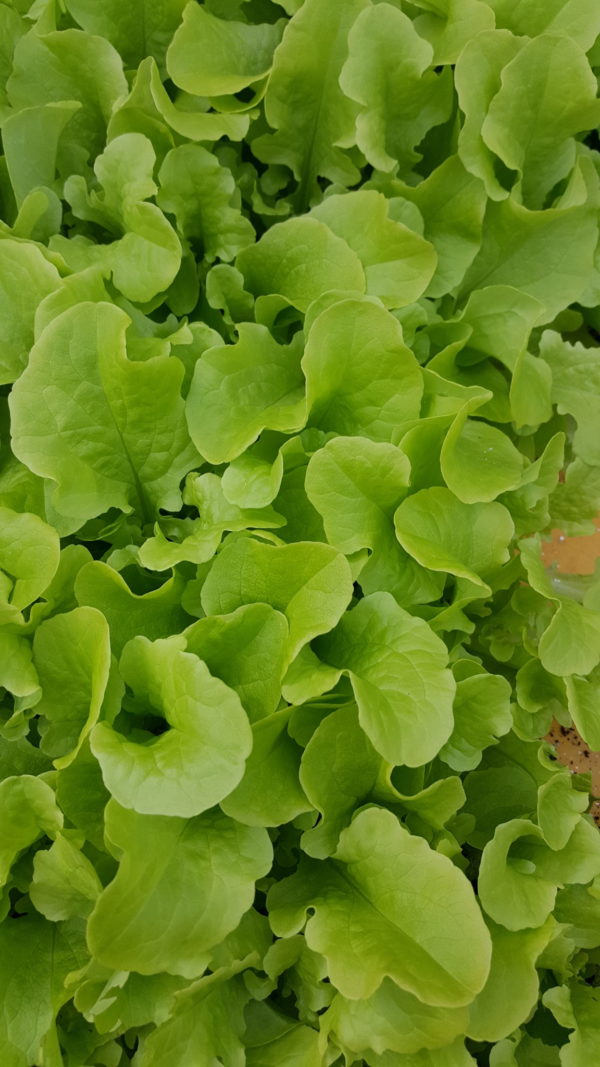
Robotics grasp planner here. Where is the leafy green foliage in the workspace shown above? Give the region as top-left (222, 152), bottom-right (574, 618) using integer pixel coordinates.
top-left (1, 2), bottom-right (600, 1065)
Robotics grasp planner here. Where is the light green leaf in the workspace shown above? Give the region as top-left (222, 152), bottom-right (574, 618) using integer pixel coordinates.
top-left (184, 604), bottom-right (289, 722)
top-left (135, 961), bottom-right (252, 1067)
top-left (455, 30), bottom-right (524, 200)
top-left (340, 4), bottom-right (452, 173)
top-left (459, 194), bottom-right (598, 323)
top-left (261, 935), bottom-right (333, 1021)
top-left (325, 420), bottom-right (447, 604)
top-left (10, 303), bottom-right (197, 527)
top-left (2, 103), bottom-right (75, 205)
top-left (111, 200), bottom-right (184, 303)
top-left (467, 918), bottom-right (554, 1042)
top-left (0, 506), bottom-right (60, 625)
top-left (441, 416), bottom-right (526, 503)
top-left (55, 739), bottom-right (110, 853)
top-left (424, 347), bottom-right (508, 426)
top-left (66, 131), bottom-right (157, 222)
top-left (555, 883), bottom-right (600, 949)
top-left (246, 1015), bottom-right (321, 1067)
top-left (34, 264), bottom-right (111, 339)
top-left (206, 262), bottom-right (255, 330)
top-left (394, 488), bottom-right (514, 590)
top-left (221, 708), bottom-right (309, 826)
top-left (324, 977), bottom-right (468, 1058)
top-left (0, 4), bottom-right (24, 112)
top-left (0, 237), bottom-right (61, 381)
top-left (516, 657), bottom-right (566, 718)
top-left (7, 27), bottom-right (128, 172)
top-left (487, 0), bottom-right (600, 52)
top-left (305, 435), bottom-right (411, 555)
top-left (478, 817), bottom-right (600, 930)
top-left (566, 670), bottom-right (600, 751)
top-left (411, 0), bottom-right (496, 65)
top-left (538, 599), bottom-right (600, 677)
top-left (88, 801), bottom-right (272, 976)
top-left (157, 144), bottom-right (254, 262)
top-left (65, 0), bottom-right (188, 71)
top-left (299, 704), bottom-right (382, 858)
top-left (221, 431), bottom-right (287, 510)
top-left (540, 330), bottom-right (600, 465)
top-left (382, 773), bottom-right (466, 833)
top-left (237, 216), bottom-right (365, 312)
top-left (33, 606), bottom-right (111, 768)
top-left (0, 915), bottom-right (86, 1067)
top-left (91, 635), bottom-right (251, 817)
top-left (208, 906), bottom-right (273, 972)
top-left (186, 324), bottom-right (305, 464)
top-left (510, 351), bottom-right (553, 429)
top-left (74, 963), bottom-right (188, 1035)
top-left (201, 537), bottom-right (353, 659)
top-left (367, 1041), bottom-right (478, 1066)
top-left (139, 472), bottom-right (284, 571)
top-left (0, 774), bottom-right (62, 886)
top-left (281, 644), bottom-right (343, 706)
top-left (268, 807), bottom-right (491, 1005)
top-left (75, 561), bottom-right (191, 656)
top-left (10, 185), bottom-right (63, 246)
top-left (545, 982), bottom-right (600, 1067)
top-left (549, 457), bottom-right (600, 534)
top-left (254, 0), bottom-right (368, 209)
top-left (458, 285), bottom-right (543, 370)
top-left (108, 54), bottom-right (250, 146)
top-left (166, 3), bottom-right (282, 95)
top-left (311, 191), bottom-right (437, 308)
top-left (361, 542), bottom-right (448, 611)
top-left (303, 299), bottom-right (423, 441)
top-left (397, 156), bottom-right (488, 296)
top-left (519, 534), bottom-right (600, 676)
top-left (315, 592), bottom-right (455, 767)
top-left (499, 432), bottom-right (564, 536)
top-left (480, 35), bottom-right (600, 209)
top-left (440, 671), bottom-right (512, 772)
top-left (30, 833), bottom-right (102, 920)
top-left (65, 133), bottom-right (182, 302)
top-left (0, 632), bottom-right (39, 704)
top-left (537, 773), bottom-right (590, 851)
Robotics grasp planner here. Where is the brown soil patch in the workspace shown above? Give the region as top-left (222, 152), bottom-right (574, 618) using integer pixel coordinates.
top-left (543, 520), bottom-right (600, 575)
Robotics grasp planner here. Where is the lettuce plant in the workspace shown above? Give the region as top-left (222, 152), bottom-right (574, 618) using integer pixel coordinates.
top-left (2, 1), bottom-right (600, 1064)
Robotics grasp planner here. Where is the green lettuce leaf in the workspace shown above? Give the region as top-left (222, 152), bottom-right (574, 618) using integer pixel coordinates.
top-left (315, 592), bottom-right (456, 766)
top-left (340, 4), bottom-right (452, 174)
top-left (0, 915), bottom-right (86, 1067)
top-left (237, 216), bottom-right (365, 311)
top-left (201, 537), bottom-right (353, 659)
top-left (311, 190), bottom-right (437, 308)
top-left (0, 240), bottom-right (61, 383)
top-left (253, 0), bottom-right (368, 209)
top-left (91, 635), bottom-right (252, 816)
top-left (166, 3), bottom-right (282, 96)
top-left (303, 299), bottom-right (423, 441)
top-left (0, 774), bottom-right (62, 886)
top-left (478, 817), bottom-right (600, 930)
top-left (186, 325), bottom-right (305, 464)
top-left (88, 801), bottom-right (272, 976)
top-left (10, 303), bottom-right (197, 529)
top-left (32, 606), bottom-right (111, 768)
top-left (268, 807), bottom-right (491, 1004)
